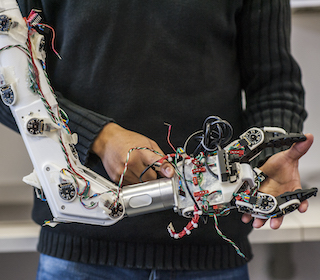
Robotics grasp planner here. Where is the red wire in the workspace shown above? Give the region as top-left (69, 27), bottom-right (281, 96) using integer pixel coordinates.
top-left (166, 124), bottom-right (177, 153)
top-left (39, 23), bottom-right (62, 59)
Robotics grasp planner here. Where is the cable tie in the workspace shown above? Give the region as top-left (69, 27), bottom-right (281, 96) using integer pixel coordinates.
top-left (193, 210), bottom-right (202, 216)
top-left (191, 221), bottom-right (198, 228)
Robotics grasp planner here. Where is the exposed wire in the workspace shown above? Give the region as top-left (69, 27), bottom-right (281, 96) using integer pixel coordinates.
top-left (204, 153), bottom-right (218, 179)
top-left (138, 150), bottom-right (188, 183)
top-left (3, 12), bottom-right (91, 209)
top-left (26, 9), bottom-right (62, 59)
top-left (0, 44), bottom-right (29, 55)
top-left (37, 23), bottom-right (62, 59)
top-left (183, 129), bottom-right (203, 154)
top-left (167, 205), bottom-right (200, 239)
top-left (115, 147), bottom-right (164, 203)
top-left (201, 116), bottom-right (233, 152)
top-left (164, 122), bottom-right (177, 153)
top-left (212, 213), bottom-right (247, 260)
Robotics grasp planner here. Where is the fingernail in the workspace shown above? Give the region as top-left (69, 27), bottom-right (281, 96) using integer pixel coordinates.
top-left (252, 219), bottom-right (259, 228)
top-left (165, 166), bottom-right (174, 177)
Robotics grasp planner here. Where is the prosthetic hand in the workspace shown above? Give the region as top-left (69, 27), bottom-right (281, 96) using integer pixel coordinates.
top-left (0, 1), bottom-right (317, 233)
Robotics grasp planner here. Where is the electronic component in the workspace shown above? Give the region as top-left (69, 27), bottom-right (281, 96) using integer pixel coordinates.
top-left (0, 14), bottom-right (11, 32)
top-left (26, 117), bottom-right (44, 135)
top-left (58, 182), bottom-right (76, 201)
top-left (69, 143), bottom-right (79, 160)
top-left (99, 193), bottom-right (124, 219)
top-left (243, 128), bottom-right (264, 148)
top-left (24, 114), bottom-right (62, 136)
top-left (0, 84), bottom-right (15, 105)
top-left (0, 72), bottom-right (16, 105)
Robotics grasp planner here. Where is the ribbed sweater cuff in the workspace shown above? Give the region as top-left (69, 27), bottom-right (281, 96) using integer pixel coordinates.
top-left (245, 106), bottom-right (306, 167)
top-left (57, 93), bottom-right (113, 165)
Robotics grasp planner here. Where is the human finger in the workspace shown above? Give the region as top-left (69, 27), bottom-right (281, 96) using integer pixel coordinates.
top-left (269, 216), bottom-right (284, 229)
top-left (160, 161), bottom-right (175, 178)
top-left (286, 133), bottom-right (313, 161)
top-left (298, 199), bottom-right (308, 213)
top-left (241, 213), bottom-right (253, 224)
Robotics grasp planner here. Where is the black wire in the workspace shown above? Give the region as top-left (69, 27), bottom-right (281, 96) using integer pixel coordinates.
top-left (204, 152), bottom-right (218, 179)
top-left (190, 139), bottom-right (203, 157)
top-left (183, 130), bottom-right (203, 156)
top-left (139, 161), bottom-right (160, 182)
top-left (201, 116), bottom-right (233, 152)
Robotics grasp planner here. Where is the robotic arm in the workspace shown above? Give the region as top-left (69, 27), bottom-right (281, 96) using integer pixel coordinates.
top-left (0, 1), bottom-right (317, 234)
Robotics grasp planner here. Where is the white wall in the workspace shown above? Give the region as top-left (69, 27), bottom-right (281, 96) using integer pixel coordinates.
top-left (291, 0), bottom-right (320, 8)
top-left (292, 9), bottom-right (320, 188)
top-left (0, 123), bottom-right (33, 204)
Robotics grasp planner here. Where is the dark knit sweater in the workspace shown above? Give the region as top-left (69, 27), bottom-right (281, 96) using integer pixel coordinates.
top-left (0, 0), bottom-right (306, 270)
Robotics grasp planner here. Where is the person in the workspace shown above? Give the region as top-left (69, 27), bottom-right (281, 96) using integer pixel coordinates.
top-left (0, 0), bottom-right (313, 279)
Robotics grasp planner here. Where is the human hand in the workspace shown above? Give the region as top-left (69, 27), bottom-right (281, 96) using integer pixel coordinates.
top-left (91, 123), bottom-right (175, 185)
top-left (242, 133), bottom-right (314, 229)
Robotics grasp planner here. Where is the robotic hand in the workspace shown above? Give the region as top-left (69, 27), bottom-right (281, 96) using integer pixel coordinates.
top-left (169, 122), bottom-right (317, 218)
top-left (0, 1), bottom-right (317, 235)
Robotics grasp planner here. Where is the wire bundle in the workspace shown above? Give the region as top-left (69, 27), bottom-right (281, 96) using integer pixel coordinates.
top-left (24, 11), bottom-right (93, 208)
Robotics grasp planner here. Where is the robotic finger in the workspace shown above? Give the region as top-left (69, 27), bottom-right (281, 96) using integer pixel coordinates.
top-left (235, 188), bottom-right (318, 219)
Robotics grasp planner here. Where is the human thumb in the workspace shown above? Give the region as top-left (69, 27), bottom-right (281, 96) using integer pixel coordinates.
top-left (160, 162), bottom-right (175, 178)
top-left (287, 133), bottom-right (314, 161)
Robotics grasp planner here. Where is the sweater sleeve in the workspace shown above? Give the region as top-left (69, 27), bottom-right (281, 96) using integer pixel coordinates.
top-left (56, 92), bottom-right (114, 166)
top-left (237, 0), bottom-right (307, 165)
